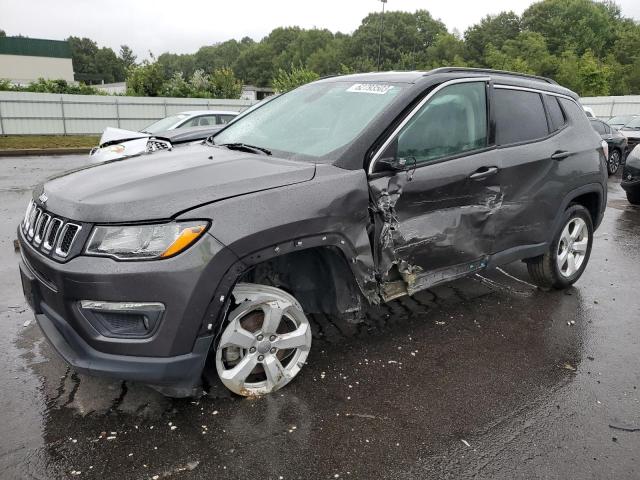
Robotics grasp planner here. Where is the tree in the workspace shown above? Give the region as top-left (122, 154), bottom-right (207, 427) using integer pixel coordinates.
top-left (272, 66), bottom-right (319, 93)
top-left (209, 67), bottom-right (242, 98)
top-left (68, 36), bottom-right (125, 83)
top-left (463, 12), bottom-right (521, 65)
top-left (119, 45), bottom-right (137, 69)
top-left (521, 0), bottom-right (619, 57)
top-left (126, 61), bottom-right (165, 96)
top-left (162, 72), bottom-right (191, 97)
top-left (0, 30), bottom-right (6, 37)
top-left (555, 49), bottom-right (611, 96)
top-left (157, 52), bottom-right (196, 79)
top-left (484, 31), bottom-right (556, 76)
top-left (346, 10), bottom-right (448, 71)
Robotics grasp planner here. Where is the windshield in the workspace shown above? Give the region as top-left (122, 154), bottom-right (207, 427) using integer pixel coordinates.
top-left (623, 117), bottom-right (640, 129)
top-left (142, 114), bottom-right (189, 134)
top-left (213, 81), bottom-right (404, 160)
top-left (608, 115), bottom-right (635, 126)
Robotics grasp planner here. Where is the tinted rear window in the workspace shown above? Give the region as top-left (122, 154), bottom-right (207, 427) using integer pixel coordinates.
top-left (559, 98), bottom-right (588, 124)
top-left (546, 96), bottom-right (566, 131)
top-left (494, 88), bottom-right (549, 145)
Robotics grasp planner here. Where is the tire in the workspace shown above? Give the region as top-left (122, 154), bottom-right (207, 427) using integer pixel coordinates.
top-left (627, 189), bottom-right (640, 205)
top-left (607, 149), bottom-right (621, 175)
top-left (215, 283), bottom-right (312, 396)
top-left (526, 205), bottom-right (594, 289)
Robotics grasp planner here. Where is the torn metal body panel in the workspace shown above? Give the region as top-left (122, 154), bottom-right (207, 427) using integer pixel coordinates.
top-left (369, 149), bottom-right (503, 300)
top-left (182, 164), bottom-right (379, 306)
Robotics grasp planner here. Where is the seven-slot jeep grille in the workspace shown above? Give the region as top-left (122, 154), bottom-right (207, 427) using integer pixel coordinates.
top-left (22, 200), bottom-right (82, 259)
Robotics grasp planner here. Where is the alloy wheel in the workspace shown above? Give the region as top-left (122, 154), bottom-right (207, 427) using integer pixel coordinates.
top-left (556, 217), bottom-right (589, 278)
top-left (215, 284), bottom-right (312, 396)
top-left (608, 150), bottom-right (621, 175)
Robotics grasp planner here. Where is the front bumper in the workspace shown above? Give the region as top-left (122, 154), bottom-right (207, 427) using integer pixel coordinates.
top-left (18, 227), bottom-right (239, 393)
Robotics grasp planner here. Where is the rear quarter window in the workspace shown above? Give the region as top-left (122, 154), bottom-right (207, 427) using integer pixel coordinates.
top-left (494, 88), bottom-right (550, 146)
top-left (545, 95), bottom-right (566, 131)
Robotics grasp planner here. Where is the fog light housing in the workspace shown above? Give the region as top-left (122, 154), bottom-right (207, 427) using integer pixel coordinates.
top-left (78, 300), bottom-right (164, 338)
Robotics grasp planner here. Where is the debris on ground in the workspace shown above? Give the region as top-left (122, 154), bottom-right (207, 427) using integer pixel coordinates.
top-left (461, 439), bottom-right (471, 447)
top-left (562, 363), bottom-right (577, 371)
top-left (609, 424), bottom-right (640, 432)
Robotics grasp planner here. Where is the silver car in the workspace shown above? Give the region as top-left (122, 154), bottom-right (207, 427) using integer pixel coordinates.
top-left (141, 110), bottom-right (238, 134)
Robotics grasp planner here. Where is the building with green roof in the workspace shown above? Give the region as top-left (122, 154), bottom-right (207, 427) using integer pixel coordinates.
top-left (0, 36), bottom-right (74, 85)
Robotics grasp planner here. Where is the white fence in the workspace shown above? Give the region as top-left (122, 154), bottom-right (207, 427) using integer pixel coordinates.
top-left (580, 95), bottom-right (640, 119)
top-left (0, 91), bottom-right (256, 135)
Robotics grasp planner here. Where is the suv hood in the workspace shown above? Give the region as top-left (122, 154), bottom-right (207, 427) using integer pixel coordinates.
top-left (38, 144), bottom-right (316, 223)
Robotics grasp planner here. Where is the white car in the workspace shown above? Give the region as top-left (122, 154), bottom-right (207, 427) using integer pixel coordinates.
top-left (141, 110), bottom-right (238, 134)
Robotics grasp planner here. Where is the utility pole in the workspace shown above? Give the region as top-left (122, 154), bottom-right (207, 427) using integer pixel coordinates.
top-left (376, 0), bottom-right (387, 71)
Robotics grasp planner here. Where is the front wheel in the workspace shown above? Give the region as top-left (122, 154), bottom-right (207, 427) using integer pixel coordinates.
top-left (526, 205), bottom-right (594, 289)
top-left (215, 283), bottom-right (312, 396)
top-left (608, 149), bottom-right (621, 175)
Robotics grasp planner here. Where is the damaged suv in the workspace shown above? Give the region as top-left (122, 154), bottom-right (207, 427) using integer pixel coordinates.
top-left (19, 69), bottom-right (607, 397)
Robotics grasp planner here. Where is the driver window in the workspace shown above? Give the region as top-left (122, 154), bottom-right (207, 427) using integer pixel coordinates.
top-left (397, 82), bottom-right (488, 165)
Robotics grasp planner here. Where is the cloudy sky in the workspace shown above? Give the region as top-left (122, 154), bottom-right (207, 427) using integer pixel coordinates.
top-left (2, 0), bottom-right (639, 58)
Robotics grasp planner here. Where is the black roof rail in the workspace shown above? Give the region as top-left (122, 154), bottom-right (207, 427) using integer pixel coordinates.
top-left (427, 67), bottom-right (558, 85)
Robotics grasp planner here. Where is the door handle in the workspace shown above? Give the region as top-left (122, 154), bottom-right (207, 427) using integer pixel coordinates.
top-left (551, 150), bottom-right (571, 160)
top-left (469, 166), bottom-right (499, 180)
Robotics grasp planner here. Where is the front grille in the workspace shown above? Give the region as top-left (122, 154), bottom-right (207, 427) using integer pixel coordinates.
top-left (22, 200), bottom-right (82, 260)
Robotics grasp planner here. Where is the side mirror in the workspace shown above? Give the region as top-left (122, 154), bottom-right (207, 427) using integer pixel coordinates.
top-left (375, 138), bottom-right (405, 172)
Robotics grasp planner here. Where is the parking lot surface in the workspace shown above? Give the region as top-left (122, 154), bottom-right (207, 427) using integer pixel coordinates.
top-left (1, 154), bottom-right (638, 479)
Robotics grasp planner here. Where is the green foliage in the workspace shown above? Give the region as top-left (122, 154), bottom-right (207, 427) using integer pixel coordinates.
top-left (126, 61), bottom-right (165, 96)
top-left (0, 78), bottom-right (105, 95)
top-left (68, 36), bottom-right (126, 84)
top-left (134, 67), bottom-right (242, 99)
top-left (272, 66), bottom-right (320, 93)
top-left (119, 45), bottom-right (137, 69)
top-left (521, 0), bottom-right (620, 57)
top-left (464, 12), bottom-right (521, 65)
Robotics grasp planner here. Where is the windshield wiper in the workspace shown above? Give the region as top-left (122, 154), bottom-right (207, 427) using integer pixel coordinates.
top-left (220, 142), bottom-right (272, 156)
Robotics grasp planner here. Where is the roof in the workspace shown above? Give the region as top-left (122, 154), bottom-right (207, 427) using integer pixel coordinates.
top-left (0, 36), bottom-right (71, 59)
top-left (319, 67), bottom-right (578, 100)
top-left (179, 110), bottom-right (239, 116)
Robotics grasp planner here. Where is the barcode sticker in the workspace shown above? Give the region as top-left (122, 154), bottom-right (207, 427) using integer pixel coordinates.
top-left (346, 84), bottom-right (394, 95)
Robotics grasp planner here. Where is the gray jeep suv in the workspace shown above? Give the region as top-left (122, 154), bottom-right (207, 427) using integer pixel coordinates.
top-left (18, 68), bottom-right (608, 397)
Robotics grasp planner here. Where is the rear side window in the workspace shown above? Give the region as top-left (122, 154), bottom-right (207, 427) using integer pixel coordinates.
top-left (217, 114), bottom-right (235, 124)
top-left (559, 98), bottom-right (588, 124)
top-left (545, 96), bottom-right (566, 131)
top-left (494, 88), bottom-right (549, 145)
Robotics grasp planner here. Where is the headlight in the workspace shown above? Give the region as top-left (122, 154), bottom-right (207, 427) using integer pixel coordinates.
top-left (86, 221), bottom-right (209, 260)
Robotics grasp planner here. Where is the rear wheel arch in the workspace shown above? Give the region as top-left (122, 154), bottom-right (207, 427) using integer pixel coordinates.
top-left (553, 184), bottom-right (603, 235)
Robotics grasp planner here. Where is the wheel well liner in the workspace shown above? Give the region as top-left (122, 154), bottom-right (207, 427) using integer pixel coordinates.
top-left (238, 246), bottom-right (363, 316)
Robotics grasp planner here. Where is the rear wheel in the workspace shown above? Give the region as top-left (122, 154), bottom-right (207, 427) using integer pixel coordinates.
top-left (607, 149), bottom-right (621, 175)
top-left (215, 283), bottom-right (312, 396)
top-left (526, 205), bottom-right (593, 289)
top-left (627, 189), bottom-right (640, 205)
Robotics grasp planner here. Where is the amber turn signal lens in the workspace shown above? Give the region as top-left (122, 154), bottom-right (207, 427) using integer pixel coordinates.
top-left (160, 225), bottom-right (206, 258)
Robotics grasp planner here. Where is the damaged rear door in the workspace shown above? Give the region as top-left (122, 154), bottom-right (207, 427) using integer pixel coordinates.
top-left (368, 79), bottom-right (502, 300)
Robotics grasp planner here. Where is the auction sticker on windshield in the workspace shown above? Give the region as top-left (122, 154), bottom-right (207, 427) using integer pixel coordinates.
top-left (347, 83), bottom-right (394, 94)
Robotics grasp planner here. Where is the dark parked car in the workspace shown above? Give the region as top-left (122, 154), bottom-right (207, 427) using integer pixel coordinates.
top-left (622, 146), bottom-right (640, 204)
top-left (619, 116), bottom-right (640, 158)
top-left (607, 114), bottom-right (639, 130)
top-left (589, 118), bottom-right (628, 175)
top-left (18, 68), bottom-right (607, 398)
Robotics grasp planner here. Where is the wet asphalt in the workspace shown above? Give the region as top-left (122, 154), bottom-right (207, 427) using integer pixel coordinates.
top-left (0, 154), bottom-right (638, 480)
